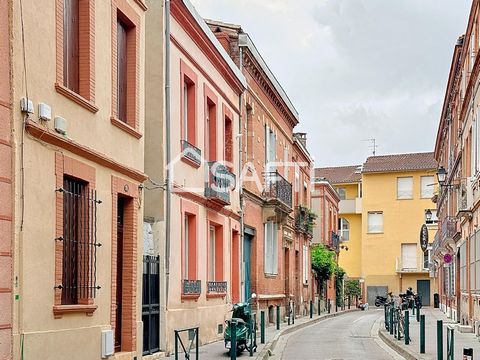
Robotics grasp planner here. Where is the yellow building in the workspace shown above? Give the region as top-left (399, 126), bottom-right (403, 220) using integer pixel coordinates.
top-left (317, 153), bottom-right (439, 306)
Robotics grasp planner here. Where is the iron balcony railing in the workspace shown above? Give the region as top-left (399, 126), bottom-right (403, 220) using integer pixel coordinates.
top-left (330, 231), bottom-right (340, 251)
top-left (181, 140), bottom-right (202, 166)
top-left (432, 230), bottom-right (441, 256)
top-left (207, 281), bottom-right (227, 294)
top-left (182, 280), bottom-right (201, 295)
top-left (204, 162), bottom-right (235, 205)
top-left (441, 216), bottom-right (457, 245)
top-left (264, 171), bottom-right (293, 208)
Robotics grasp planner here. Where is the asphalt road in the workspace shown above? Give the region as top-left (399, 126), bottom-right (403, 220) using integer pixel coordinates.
top-left (273, 309), bottom-right (404, 360)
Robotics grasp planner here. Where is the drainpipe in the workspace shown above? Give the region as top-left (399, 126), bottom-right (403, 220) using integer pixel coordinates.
top-left (165, 0), bottom-right (172, 307)
top-left (238, 44), bottom-right (245, 301)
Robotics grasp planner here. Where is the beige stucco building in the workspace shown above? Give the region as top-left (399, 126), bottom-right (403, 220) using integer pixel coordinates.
top-left (1, 0), bottom-right (148, 359)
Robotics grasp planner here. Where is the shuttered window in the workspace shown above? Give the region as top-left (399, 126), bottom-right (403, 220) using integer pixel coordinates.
top-left (460, 241), bottom-right (467, 292)
top-left (264, 221), bottom-right (278, 275)
top-left (303, 245), bottom-right (308, 284)
top-left (397, 177), bottom-right (413, 199)
top-left (117, 18), bottom-right (128, 123)
top-left (421, 176), bottom-right (434, 198)
top-left (63, 0), bottom-right (79, 93)
top-left (401, 244), bottom-right (417, 270)
top-left (367, 212), bottom-right (383, 233)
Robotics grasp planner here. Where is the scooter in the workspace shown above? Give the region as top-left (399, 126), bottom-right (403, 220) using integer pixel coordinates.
top-left (224, 293), bottom-right (257, 355)
top-left (375, 295), bottom-right (387, 307)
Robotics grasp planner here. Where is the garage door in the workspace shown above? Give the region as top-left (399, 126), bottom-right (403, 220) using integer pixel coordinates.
top-left (367, 286), bottom-right (388, 306)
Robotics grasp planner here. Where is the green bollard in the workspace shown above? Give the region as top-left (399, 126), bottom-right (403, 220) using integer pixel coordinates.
top-left (328, 299), bottom-right (331, 314)
top-left (404, 310), bottom-right (410, 345)
top-left (260, 311), bottom-right (265, 344)
top-left (231, 320), bottom-right (237, 360)
top-left (420, 315), bottom-right (425, 354)
top-left (318, 299), bottom-right (321, 316)
top-left (412, 304), bottom-right (415, 316)
top-left (437, 320), bottom-right (443, 360)
top-left (292, 302), bottom-right (295, 324)
top-left (253, 313), bottom-right (257, 349)
top-left (389, 308), bottom-right (394, 335)
top-left (310, 300), bottom-right (313, 319)
top-left (416, 303), bottom-right (420, 322)
top-left (276, 305), bottom-right (280, 330)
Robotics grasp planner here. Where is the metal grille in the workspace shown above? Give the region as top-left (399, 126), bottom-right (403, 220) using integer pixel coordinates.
top-left (58, 177), bottom-right (101, 304)
top-left (264, 171), bottom-right (292, 208)
top-left (182, 279), bottom-right (201, 295)
top-left (204, 162), bottom-right (235, 205)
top-left (207, 281), bottom-right (227, 294)
top-left (142, 255), bottom-right (160, 355)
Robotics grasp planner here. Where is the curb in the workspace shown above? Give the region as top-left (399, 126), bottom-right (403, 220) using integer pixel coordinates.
top-left (255, 309), bottom-right (359, 360)
top-left (377, 329), bottom-right (420, 360)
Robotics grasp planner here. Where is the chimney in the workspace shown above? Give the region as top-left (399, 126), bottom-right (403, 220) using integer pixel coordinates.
top-left (213, 28), bottom-right (231, 55)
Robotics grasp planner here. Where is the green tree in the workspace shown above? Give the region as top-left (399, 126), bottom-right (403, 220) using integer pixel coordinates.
top-left (345, 280), bottom-right (361, 298)
top-left (335, 266), bottom-right (346, 306)
top-left (311, 245), bottom-right (336, 299)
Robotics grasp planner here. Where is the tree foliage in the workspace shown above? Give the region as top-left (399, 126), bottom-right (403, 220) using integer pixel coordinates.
top-left (310, 245), bottom-right (336, 283)
top-left (335, 266), bottom-right (346, 305)
top-left (345, 280), bottom-right (361, 297)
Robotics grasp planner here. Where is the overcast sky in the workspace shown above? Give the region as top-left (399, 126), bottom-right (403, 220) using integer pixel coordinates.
top-left (190, 0), bottom-right (471, 167)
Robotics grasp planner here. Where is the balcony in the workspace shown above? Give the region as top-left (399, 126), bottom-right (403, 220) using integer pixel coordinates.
top-left (339, 197), bottom-right (362, 214)
top-left (182, 279), bottom-right (201, 296)
top-left (395, 257), bottom-right (429, 274)
top-left (441, 216), bottom-right (457, 243)
top-left (207, 281), bottom-right (227, 296)
top-left (329, 231), bottom-right (340, 252)
top-left (295, 205), bottom-right (316, 237)
top-left (181, 140), bottom-right (202, 167)
top-left (205, 162), bottom-right (235, 206)
top-left (263, 171), bottom-right (293, 210)
top-left (457, 177), bottom-right (473, 218)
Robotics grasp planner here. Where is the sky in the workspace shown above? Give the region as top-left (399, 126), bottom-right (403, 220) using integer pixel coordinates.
top-left (190, 0), bottom-right (472, 167)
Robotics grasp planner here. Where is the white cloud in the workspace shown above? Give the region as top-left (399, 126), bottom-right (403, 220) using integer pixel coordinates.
top-left (190, 0), bottom-right (471, 166)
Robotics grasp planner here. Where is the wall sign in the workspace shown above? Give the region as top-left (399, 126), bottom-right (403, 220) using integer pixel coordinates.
top-left (420, 224), bottom-right (429, 252)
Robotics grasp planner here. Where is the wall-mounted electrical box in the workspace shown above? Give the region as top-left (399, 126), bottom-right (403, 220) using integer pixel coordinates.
top-left (101, 330), bottom-right (114, 358)
top-left (20, 97), bottom-right (34, 114)
top-left (38, 103), bottom-right (52, 121)
top-left (54, 116), bottom-right (67, 135)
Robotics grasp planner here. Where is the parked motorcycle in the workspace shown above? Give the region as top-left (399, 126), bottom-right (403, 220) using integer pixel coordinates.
top-left (374, 295), bottom-right (387, 307)
top-left (224, 293), bottom-right (257, 355)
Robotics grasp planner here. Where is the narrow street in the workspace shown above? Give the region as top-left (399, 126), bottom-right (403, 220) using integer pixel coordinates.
top-left (273, 309), bottom-right (402, 360)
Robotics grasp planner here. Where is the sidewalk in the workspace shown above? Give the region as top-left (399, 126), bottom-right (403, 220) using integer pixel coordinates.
top-left (379, 307), bottom-right (480, 359)
top-left (165, 307), bottom-right (357, 359)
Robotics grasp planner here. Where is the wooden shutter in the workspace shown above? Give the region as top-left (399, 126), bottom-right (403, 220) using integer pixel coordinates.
top-left (63, 0), bottom-right (79, 93)
top-left (117, 18), bottom-right (128, 122)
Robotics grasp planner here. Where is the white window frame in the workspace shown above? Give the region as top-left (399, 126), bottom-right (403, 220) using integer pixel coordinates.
top-left (338, 218), bottom-right (350, 241)
top-left (264, 221), bottom-right (278, 275)
top-left (337, 187), bottom-right (346, 200)
top-left (183, 82), bottom-right (189, 142)
top-left (367, 212), bottom-right (384, 233)
top-left (397, 177), bottom-right (413, 200)
top-left (303, 245), bottom-right (308, 284)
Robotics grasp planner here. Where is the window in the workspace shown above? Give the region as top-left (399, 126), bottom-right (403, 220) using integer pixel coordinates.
top-left (476, 230), bottom-right (480, 290)
top-left (470, 233), bottom-right (476, 291)
top-left (283, 146), bottom-right (289, 179)
top-left (337, 188), bottom-right (346, 200)
top-left (264, 221), bottom-right (278, 275)
top-left (338, 218), bottom-right (350, 241)
top-left (420, 176), bottom-right (435, 199)
top-left (303, 245), bottom-right (308, 284)
top-left (367, 212), bottom-right (383, 233)
top-left (265, 125), bottom-right (276, 172)
top-left (224, 112), bottom-right (233, 169)
top-left (63, 0), bottom-right (79, 93)
top-left (112, 5), bottom-right (140, 131)
top-left (61, 176), bottom-right (98, 305)
top-left (208, 224), bottom-right (224, 281)
top-left (246, 104), bottom-right (253, 160)
top-left (401, 244), bottom-right (417, 270)
top-left (397, 177), bottom-right (413, 199)
top-left (423, 244), bottom-right (432, 270)
top-left (182, 213), bottom-right (197, 280)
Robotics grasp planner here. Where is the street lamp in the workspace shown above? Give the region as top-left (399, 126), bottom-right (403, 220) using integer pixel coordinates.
top-left (425, 209), bottom-right (432, 222)
top-left (436, 166), bottom-right (447, 185)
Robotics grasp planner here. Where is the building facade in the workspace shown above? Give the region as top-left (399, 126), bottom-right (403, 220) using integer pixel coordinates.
top-left (318, 153), bottom-right (438, 306)
top-left (207, 21), bottom-right (314, 324)
top-left (144, 1), bottom-right (246, 353)
top-left (433, 0), bottom-right (480, 330)
top-left (3, 0), bottom-right (148, 359)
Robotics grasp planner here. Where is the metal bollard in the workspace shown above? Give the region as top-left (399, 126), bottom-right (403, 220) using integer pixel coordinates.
top-left (292, 302), bottom-right (295, 324)
top-left (437, 320), bottom-right (443, 360)
top-left (328, 299), bottom-right (331, 314)
top-left (318, 299), bottom-right (321, 316)
top-left (276, 305), bottom-right (280, 330)
top-left (335, 301), bottom-right (338, 313)
top-left (389, 308), bottom-right (394, 335)
top-left (249, 315), bottom-right (254, 357)
top-left (463, 348), bottom-right (473, 359)
top-left (384, 305), bottom-right (388, 330)
top-left (416, 303), bottom-right (420, 322)
top-left (420, 314), bottom-right (425, 354)
top-left (404, 310), bottom-right (410, 345)
top-left (348, 296), bottom-right (351, 309)
top-left (412, 304), bottom-right (415, 315)
top-left (310, 300), bottom-right (313, 318)
top-left (231, 320), bottom-right (237, 360)
top-left (260, 311), bottom-right (265, 344)
top-left (447, 326), bottom-right (454, 360)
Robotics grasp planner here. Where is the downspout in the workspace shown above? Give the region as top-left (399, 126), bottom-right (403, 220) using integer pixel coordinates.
top-left (238, 44), bottom-right (245, 301)
top-left (165, 0), bottom-right (172, 306)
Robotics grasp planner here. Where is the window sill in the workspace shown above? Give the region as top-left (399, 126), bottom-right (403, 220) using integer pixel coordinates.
top-left (181, 154), bottom-right (201, 169)
top-left (53, 304), bottom-right (98, 318)
top-left (206, 292), bottom-right (226, 299)
top-left (264, 273), bottom-right (278, 278)
top-left (111, 117), bottom-right (142, 139)
top-left (55, 83), bottom-right (99, 113)
top-left (367, 231), bottom-right (384, 234)
top-left (181, 294), bottom-right (201, 302)
top-left (397, 197), bottom-right (413, 201)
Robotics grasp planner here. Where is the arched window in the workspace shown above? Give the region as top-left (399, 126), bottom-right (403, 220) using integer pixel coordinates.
top-left (338, 218), bottom-right (350, 241)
